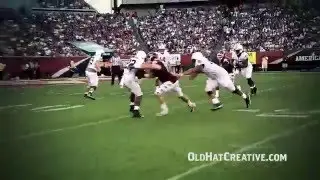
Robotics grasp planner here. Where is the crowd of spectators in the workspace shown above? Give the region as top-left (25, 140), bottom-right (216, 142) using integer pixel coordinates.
top-left (0, 1), bottom-right (319, 57)
top-left (138, 4), bottom-right (319, 53)
top-left (138, 6), bottom-right (226, 54)
top-left (0, 12), bottom-right (138, 56)
top-left (224, 4), bottom-right (319, 51)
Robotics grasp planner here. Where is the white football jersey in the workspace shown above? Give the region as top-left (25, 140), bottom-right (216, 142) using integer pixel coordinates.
top-left (86, 55), bottom-right (102, 71)
top-left (232, 51), bottom-right (250, 67)
top-left (195, 57), bottom-right (227, 80)
top-left (123, 57), bottom-right (144, 79)
top-left (158, 50), bottom-right (170, 69)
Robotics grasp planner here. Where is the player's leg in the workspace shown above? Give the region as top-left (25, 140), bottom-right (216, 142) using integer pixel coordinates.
top-left (208, 79), bottom-right (223, 110)
top-left (111, 66), bottom-right (116, 85)
top-left (173, 81), bottom-right (196, 112)
top-left (84, 72), bottom-right (98, 100)
top-left (118, 69), bottom-right (123, 84)
top-left (229, 72), bottom-right (235, 84)
top-left (205, 78), bottom-right (222, 110)
top-left (205, 78), bottom-right (215, 103)
top-left (84, 71), bottom-right (90, 96)
top-left (219, 77), bottom-right (251, 108)
top-left (130, 81), bottom-right (144, 118)
top-left (215, 86), bottom-right (220, 98)
top-left (154, 82), bottom-right (171, 116)
top-left (242, 64), bottom-right (257, 95)
top-left (129, 92), bottom-right (135, 112)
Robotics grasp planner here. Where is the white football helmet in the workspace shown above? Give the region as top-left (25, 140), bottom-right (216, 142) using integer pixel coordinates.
top-left (94, 49), bottom-right (104, 57)
top-left (93, 49), bottom-right (105, 61)
top-left (191, 52), bottom-right (204, 61)
top-left (135, 50), bottom-right (147, 60)
top-left (234, 43), bottom-right (243, 55)
top-left (191, 52), bottom-right (208, 66)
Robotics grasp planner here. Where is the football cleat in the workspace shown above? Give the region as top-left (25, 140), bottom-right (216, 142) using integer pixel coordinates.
top-left (251, 86), bottom-right (257, 95)
top-left (132, 110), bottom-right (144, 118)
top-left (156, 111), bottom-right (168, 116)
top-left (188, 102), bottom-right (196, 112)
top-left (244, 93), bottom-right (251, 108)
top-left (211, 103), bottom-right (223, 111)
top-left (129, 105), bottom-right (134, 112)
top-left (84, 93), bottom-right (96, 100)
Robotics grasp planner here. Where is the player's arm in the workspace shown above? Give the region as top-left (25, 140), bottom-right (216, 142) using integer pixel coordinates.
top-left (179, 65), bottom-right (204, 80)
top-left (140, 62), bottom-right (162, 70)
top-left (181, 65), bottom-right (204, 76)
top-left (103, 61), bottom-right (113, 68)
top-left (95, 61), bottom-right (104, 72)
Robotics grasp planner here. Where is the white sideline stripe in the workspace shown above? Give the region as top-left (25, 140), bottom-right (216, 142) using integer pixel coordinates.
top-left (256, 113), bottom-right (309, 118)
top-left (36, 105), bottom-right (84, 112)
top-left (0, 104), bottom-right (32, 110)
top-left (274, 109), bottom-right (289, 112)
top-left (31, 105), bottom-right (67, 111)
top-left (166, 120), bottom-right (319, 180)
top-left (12, 86), bottom-right (284, 141)
top-left (234, 109), bottom-right (260, 113)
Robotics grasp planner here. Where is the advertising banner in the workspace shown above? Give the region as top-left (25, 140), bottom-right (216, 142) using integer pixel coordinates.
top-left (247, 52), bottom-right (256, 64)
top-left (284, 48), bottom-right (320, 70)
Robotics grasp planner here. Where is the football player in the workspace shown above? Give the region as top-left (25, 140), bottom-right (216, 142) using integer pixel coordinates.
top-left (157, 44), bottom-right (170, 70)
top-left (84, 49), bottom-right (111, 100)
top-left (179, 52), bottom-right (251, 110)
top-left (145, 59), bottom-right (196, 116)
top-left (121, 50), bottom-right (162, 118)
top-left (232, 44), bottom-right (257, 95)
top-left (212, 51), bottom-right (236, 98)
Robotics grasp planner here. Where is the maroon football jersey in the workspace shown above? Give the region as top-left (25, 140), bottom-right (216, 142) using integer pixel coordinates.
top-left (152, 60), bottom-right (177, 83)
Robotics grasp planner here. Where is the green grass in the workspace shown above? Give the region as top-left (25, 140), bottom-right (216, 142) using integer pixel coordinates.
top-left (1, 72), bottom-right (320, 180)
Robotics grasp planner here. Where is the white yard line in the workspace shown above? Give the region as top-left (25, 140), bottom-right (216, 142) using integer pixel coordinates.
top-left (36, 105), bottom-right (84, 112)
top-left (31, 105), bottom-right (67, 111)
top-left (256, 113), bottom-right (309, 118)
top-left (6, 86), bottom-right (285, 141)
top-left (166, 120), bottom-right (319, 180)
top-left (0, 104), bottom-right (32, 110)
top-left (274, 109), bottom-right (289, 112)
top-left (234, 109), bottom-right (260, 113)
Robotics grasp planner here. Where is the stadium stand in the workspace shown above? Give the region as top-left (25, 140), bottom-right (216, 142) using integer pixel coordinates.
top-left (0, 1), bottom-right (319, 56)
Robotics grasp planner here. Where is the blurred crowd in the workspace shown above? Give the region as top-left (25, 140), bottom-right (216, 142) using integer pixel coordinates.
top-left (138, 7), bottom-right (225, 54)
top-left (0, 12), bottom-right (138, 56)
top-left (139, 4), bottom-right (319, 53)
top-left (0, 1), bottom-right (319, 57)
top-left (224, 4), bottom-right (319, 51)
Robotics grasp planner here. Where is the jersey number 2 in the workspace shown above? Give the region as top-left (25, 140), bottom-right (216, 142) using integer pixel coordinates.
top-left (128, 60), bottom-right (136, 68)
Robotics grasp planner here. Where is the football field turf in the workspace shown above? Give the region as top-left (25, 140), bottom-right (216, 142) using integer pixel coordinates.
top-left (1, 72), bottom-right (320, 180)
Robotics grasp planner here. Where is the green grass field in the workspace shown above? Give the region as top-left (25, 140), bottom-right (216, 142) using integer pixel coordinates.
top-left (1, 72), bottom-right (320, 180)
